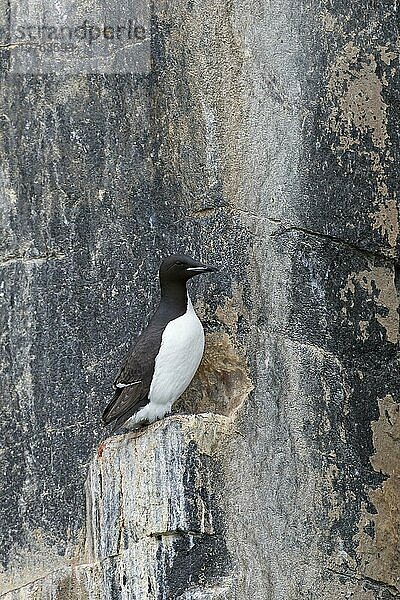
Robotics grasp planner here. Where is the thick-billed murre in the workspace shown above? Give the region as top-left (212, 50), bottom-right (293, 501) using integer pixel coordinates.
top-left (102, 254), bottom-right (217, 432)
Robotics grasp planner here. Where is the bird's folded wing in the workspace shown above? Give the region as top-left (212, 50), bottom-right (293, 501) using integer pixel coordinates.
top-left (102, 327), bottom-right (163, 426)
top-left (102, 378), bottom-right (149, 425)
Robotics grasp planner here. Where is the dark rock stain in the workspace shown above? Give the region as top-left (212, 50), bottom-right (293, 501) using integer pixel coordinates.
top-left (155, 442), bottom-right (231, 599)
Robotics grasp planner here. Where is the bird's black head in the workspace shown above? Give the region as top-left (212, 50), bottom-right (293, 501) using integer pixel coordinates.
top-left (159, 254), bottom-right (217, 284)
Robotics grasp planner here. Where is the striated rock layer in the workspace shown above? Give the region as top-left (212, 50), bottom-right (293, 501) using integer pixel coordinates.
top-left (2, 415), bottom-right (236, 599)
top-left (86, 415), bottom-right (234, 599)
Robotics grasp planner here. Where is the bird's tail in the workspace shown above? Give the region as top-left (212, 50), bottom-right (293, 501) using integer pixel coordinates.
top-left (102, 389), bottom-right (121, 425)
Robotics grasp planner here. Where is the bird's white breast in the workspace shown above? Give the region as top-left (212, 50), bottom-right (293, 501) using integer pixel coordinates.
top-left (148, 295), bottom-right (204, 410)
top-left (124, 295), bottom-right (204, 429)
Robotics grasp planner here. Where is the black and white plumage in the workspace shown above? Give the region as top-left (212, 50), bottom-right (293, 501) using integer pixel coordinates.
top-left (102, 254), bottom-right (217, 432)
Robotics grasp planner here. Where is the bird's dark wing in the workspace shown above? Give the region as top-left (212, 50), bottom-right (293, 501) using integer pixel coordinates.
top-left (102, 325), bottom-right (163, 427)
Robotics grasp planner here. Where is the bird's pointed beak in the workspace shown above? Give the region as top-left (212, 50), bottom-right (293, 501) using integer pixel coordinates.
top-left (186, 264), bottom-right (218, 273)
top-left (203, 265), bottom-right (218, 272)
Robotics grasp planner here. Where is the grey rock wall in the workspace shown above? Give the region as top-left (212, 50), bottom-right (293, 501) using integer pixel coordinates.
top-left (0, 0), bottom-right (399, 598)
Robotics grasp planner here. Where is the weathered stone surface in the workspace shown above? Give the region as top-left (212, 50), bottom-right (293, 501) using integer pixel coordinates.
top-left (86, 415), bottom-right (233, 599)
top-left (0, 0), bottom-right (399, 598)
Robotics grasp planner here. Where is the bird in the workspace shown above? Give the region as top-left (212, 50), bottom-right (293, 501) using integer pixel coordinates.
top-left (102, 253), bottom-right (217, 432)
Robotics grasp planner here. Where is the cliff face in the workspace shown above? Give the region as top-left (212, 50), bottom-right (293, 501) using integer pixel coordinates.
top-left (1, 0), bottom-right (399, 599)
